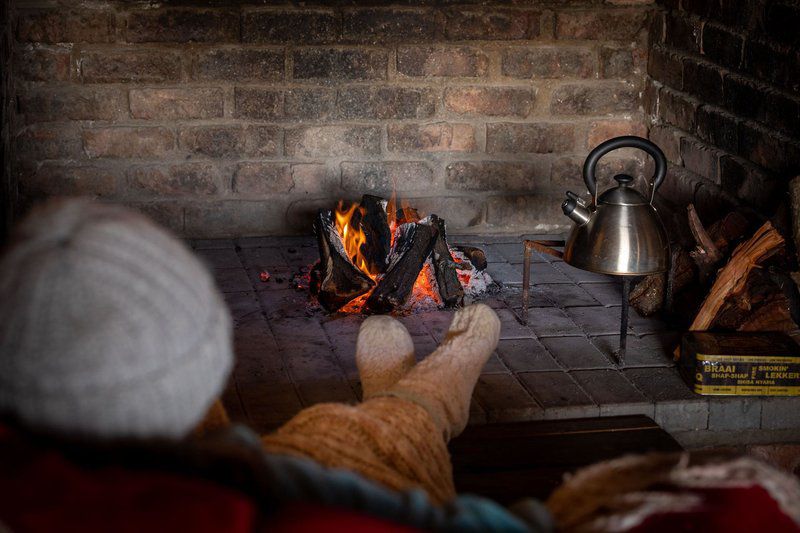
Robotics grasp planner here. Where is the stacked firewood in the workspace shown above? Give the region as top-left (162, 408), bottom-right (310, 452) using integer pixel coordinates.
top-left (310, 194), bottom-right (466, 313)
top-left (630, 201), bottom-right (800, 336)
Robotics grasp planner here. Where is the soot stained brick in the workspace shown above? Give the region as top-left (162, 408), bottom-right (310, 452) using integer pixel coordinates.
top-left (292, 48), bottom-right (388, 81)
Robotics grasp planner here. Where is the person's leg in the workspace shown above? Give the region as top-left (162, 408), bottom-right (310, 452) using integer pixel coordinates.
top-left (377, 304), bottom-right (500, 441)
top-left (356, 315), bottom-right (416, 400)
top-left (262, 304), bottom-right (500, 503)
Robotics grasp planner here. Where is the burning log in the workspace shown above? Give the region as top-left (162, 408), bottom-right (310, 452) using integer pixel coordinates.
top-left (428, 215), bottom-right (464, 307)
top-left (311, 209), bottom-right (375, 312)
top-left (367, 221), bottom-right (438, 313)
top-left (354, 194), bottom-right (392, 274)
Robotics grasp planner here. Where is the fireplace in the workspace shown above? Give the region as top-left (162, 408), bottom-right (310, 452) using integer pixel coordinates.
top-left (3, 0), bottom-right (800, 450)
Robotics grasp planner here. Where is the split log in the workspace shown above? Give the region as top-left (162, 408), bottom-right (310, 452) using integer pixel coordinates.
top-left (455, 246), bottom-right (488, 271)
top-left (713, 268), bottom-right (797, 333)
top-left (680, 221), bottom-right (785, 353)
top-left (428, 215), bottom-right (464, 307)
top-left (367, 222), bottom-right (438, 313)
top-left (629, 273), bottom-right (665, 317)
top-left (312, 209), bottom-right (375, 312)
top-left (397, 206), bottom-right (421, 225)
top-left (355, 194), bottom-right (392, 274)
top-left (688, 204), bottom-right (722, 282)
top-left (790, 176), bottom-right (800, 263)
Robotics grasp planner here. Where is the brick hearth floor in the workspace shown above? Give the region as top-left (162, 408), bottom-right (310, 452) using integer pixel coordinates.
top-left (191, 235), bottom-right (800, 449)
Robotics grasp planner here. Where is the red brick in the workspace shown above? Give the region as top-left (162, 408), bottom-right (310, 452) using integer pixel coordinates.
top-left (487, 123), bottom-right (576, 154)
top-left (19, 163), bottom-right (118, 197)
top-left (184, 201), bottom-right (287, 238)
top-left (285, 125), bottom-right (381, 157)
top-left (14, 46), bottom-right (70, 81)
top-left (234, 88), bottom-right (283, 120)
top-left (682, 58), bottom-right (723, 105)
top-left (291, 164), bottom-right (338, 194)
top-left (551, 156), bottom-right (642, 190)
top-left (445, 9), bottom-right (541, 40)
top-left (284, 89), bottom-right (335, 120)
top-left (242, 10), bottom-right (339, 44)
top-left (743, 38), bottom-right (800, 94)
top-left (400, 197), bottom-right (484, 229)
top-left (550, 83), bottom-right (637, 115)
top-left (658, 87), bottom-right (698, 131)
top-left (446, 161), bottom-right (543, 191)
top-left (648, 125), bottom-right (683, 164)
top-left (130, 88), bottom-right (224, 120)
top-left (397, 46), bottom-right (488, 77)
top-left (16, 125), bottom-right (82, 159)
top-left (696, 105), bottom-right (739, 153)
top-left (234, 163), bottom-right (293, 195)
top-left (647, 46), bottom-right (683, 89)
top-left (765, 90), bottom-right (800, 138)
top-left (722, 75), bottom-right (765, 122)
top-left (179, 126), bottom-right (280, 158)
top-left (387, 123), bottom-right (476, 153)
top-left (600, 46), bottom-right (636, 78)
top-left (719, 155), bottom-right (781, 212)
top-left (335, 87), bottom-right (435, 120)
top-left (80, 50), bottom-right (182, 83)
top-left (702, 23), bottom-right (743, 69)
top-left (18, 88), bottom-right (127, 123)
top-left (587, 119), bottom-right (647, 147)
top-left (128, 163), bottom-right (221, 196)
top-left (738, 122), bottom-right (800, 175)
top-left (342, 9), bottom-right (436, 43)
top-left (17, 9), bottom-right (114, 43)
top-left (680, 136), bottom-right (721, 184)
top-left (445, 87), bottom-right (533, 117)
top-left (502, 46), bottom-right (595, 79)
top-left (193, 49), bottom-right (284, 81)
top-left (664, 12), bottom-right (701, 53)
top-left (125, 202), bottom-right (185, 234)
top-left (292, 48), bottom-right (388, 80)
top-left (556, 9), bottom-right (649, 41)
top-left (126, 9), bottom-right (238, 43)
top-left (486, 194), bottom-right (564, 230)
top-left (83, 127), bottom-right (174, 159)
top-left (341, 161), bottom-right (434, 193)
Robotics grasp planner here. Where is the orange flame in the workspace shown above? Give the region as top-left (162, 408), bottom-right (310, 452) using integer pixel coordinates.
top-left (334, 194), bottom-right (440, 312)
top-left (335, 201), bottom-right (376, 279)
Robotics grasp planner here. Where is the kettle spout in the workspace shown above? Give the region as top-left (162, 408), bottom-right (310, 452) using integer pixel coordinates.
top-left (562, 192), bottom-right (591, 225)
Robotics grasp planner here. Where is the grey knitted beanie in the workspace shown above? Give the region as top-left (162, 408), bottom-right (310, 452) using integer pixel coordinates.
top-left (0, 199), bottom-right (233, 440)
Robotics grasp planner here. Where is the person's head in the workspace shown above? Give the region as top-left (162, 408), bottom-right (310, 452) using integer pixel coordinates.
top-left (0, 199), bottom-right (233, 440)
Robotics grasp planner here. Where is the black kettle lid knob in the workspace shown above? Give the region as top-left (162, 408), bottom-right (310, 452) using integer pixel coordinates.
top-left (613, 174), bottom-right (634, 186)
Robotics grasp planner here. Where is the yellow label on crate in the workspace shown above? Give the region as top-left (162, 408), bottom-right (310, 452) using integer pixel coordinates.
top-left (697, 354), bottom-right (800, 364)
top-left (694, 384), bottom-right (800, 395)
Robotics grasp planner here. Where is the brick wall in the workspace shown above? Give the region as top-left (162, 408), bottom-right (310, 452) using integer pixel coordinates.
top-left (11, 0), bottom-right (653, 237)
top-left (646, 0), bottom-right (800, 221)
top-left (1, 1), bottom-right (13, 242)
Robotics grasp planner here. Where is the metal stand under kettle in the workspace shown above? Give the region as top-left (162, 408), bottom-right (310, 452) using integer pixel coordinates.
top-left (561, 135), bottom-right (669, 362)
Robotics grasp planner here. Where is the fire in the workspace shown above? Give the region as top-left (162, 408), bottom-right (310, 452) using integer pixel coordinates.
top-left (333, 194), bottom-right (442, 312)
top-left (334, 201), bottom-right (375, 279)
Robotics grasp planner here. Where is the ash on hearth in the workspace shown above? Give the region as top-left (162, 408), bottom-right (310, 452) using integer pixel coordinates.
top-left (310, 194), bottom-right (491, 313)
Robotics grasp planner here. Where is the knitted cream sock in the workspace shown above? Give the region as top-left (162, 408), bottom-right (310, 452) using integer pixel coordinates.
top-left (384, 304), bottom-right (501, 441)
top-left (356, 315), bottom-right (416, 400)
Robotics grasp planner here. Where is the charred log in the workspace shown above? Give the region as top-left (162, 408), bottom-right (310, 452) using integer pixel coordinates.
top-left (427, 215), bottom-right (464, 307)
top-left (396, 206), bottom-right (421, 224)
top-left (312, 210), bottom-right (375, 312)
top-left (367, 222), bottom-right (438, 313)
top-left (455, 246), bottom-right (488, 271)
top-left (355, 194), bottom-right (392, 274)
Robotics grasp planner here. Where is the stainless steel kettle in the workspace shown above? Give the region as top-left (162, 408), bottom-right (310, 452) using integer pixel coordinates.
top-left (561, 136), bottom-right (669, 276)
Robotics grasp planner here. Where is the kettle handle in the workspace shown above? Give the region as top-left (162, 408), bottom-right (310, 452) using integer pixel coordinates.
top-left (583, 135), bottom-right (667, 205)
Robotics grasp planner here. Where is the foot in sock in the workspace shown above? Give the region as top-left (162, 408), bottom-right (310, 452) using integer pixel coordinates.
top-left (356, 315), bottom-right (416, 400)
top-left (387, 304), bottom-right (501, 441)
